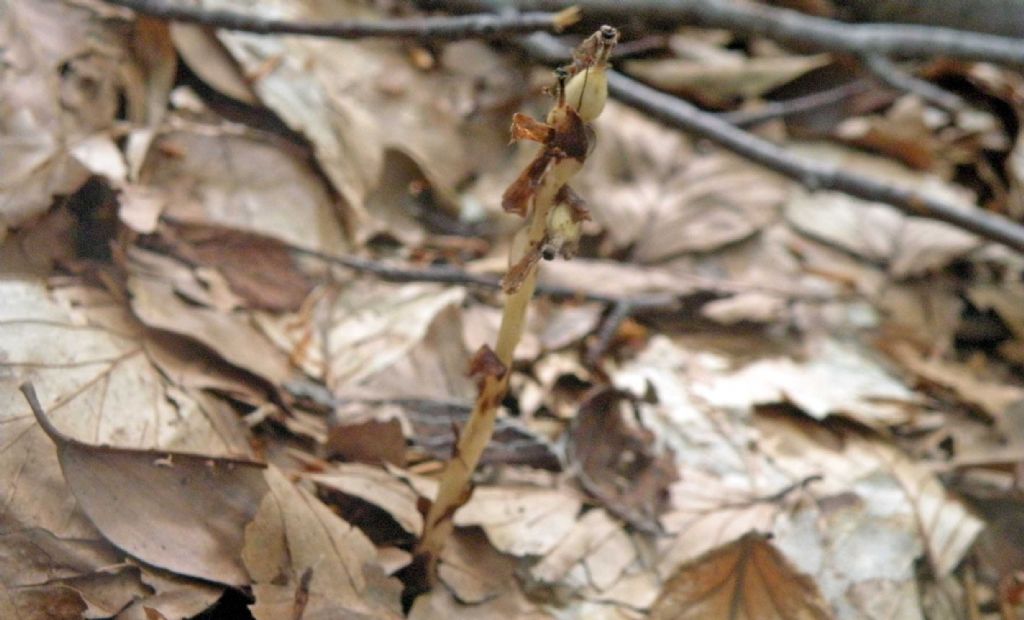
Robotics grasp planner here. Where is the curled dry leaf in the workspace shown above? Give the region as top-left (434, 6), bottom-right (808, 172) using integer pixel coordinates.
top-left (160, 221), bottom-right (314, 313)
top-left (784, 143), bottom-right (980, 278)
top-left (568, 388), bottom-right (678, 531)
top-left (325, 283), bottom-right (471, 399)
top-left (577, 103), bottom-right (789, 261)
top-left (242, 466), bottom-right (403, 620)
top-left (885, 341), bottom-right (1024, 420)
top-left (656, 467), bottom-right (782, 578)
top-left (757, 409), bottom-right (983, 614)
top-left (624, 53), bottom-right (832, 108)
top-left (127, 275), bottom-right (292, 385)
top-left (307, 462), bottom-right (423, 537)
top-left (648, 532), bottom-right (832, 620)
top-left (21, 382), bottom-right (268, 586)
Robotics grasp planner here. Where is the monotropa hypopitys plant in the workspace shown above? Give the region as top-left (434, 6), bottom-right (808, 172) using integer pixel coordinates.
top-left (412, 25), bottom-right (619, 591)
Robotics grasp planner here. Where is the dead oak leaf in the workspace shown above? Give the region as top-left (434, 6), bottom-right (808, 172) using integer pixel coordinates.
top-left (648, 532), bottom-right (832, 620)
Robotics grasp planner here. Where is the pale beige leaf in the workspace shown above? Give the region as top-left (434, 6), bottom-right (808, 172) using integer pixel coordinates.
top-left (624, 54), bottom-right (831, 105)
top-left (657, 468), bottom-right (781, 577)
top-left (531, 508), bottom-right (635, 592)
top-left (454, 486), bottom-right (582, 556)
top-left (326, 282), bottom-right (470, 399)
top-left (170, 23), bottom-right (257, 104)
top-left (0, 529), bottom-right (149, 618)
top-left (142, 128), bottom-right (349, 253)
top-left (211, 0), bottom-right (519, 232)
top-left (0, 0), bottom-right (122, 232)
top-left (693, 338), bottom-right (917, 427)
top-left (887, 341), bottom-right (1024, 419)
top-left (785, 144), bottom-right (980, 278)
top-left (648, 533), bottom-right (832, 620)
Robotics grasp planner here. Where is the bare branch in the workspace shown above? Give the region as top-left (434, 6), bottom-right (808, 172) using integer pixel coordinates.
top-left (425, 0), bottom-right (1024, 65)
top-left (103, 0), bottom-right (579, 40)
top-left (717, 78), bottom-right (872, 127)
top-left (520, 33), bottom-right (1024, 255)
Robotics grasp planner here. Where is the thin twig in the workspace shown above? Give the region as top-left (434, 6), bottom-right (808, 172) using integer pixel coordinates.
top-left (292, 246), bottom-right (679, 307)
top-left (716, 78), bottom-right (873, 127)
top-left (861, 54), bottom-right (966, 114)
top-left (104, 0), bottom-right (579, 40)
top-left (519, 33), bottom-right (1024, 254)
top-left (425, 0), bottom-right (1024, 65)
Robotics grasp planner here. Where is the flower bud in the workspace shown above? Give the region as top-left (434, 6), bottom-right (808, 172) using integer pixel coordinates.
top-left (563, 66), bottom-right (608, 123)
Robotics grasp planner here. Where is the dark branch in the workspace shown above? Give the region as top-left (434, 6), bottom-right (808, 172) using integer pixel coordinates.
top-left (860, 55), bottom-right (966, 114)
top-left (519, 33), bottom-right (1024, 254)
top-left (291, 247), bottom-right (680, 308)
top-left (716, 78), bottom-right (872, 128)
top-left (425, 0), bottom-right (1024, 65)
top-left (104, 0), bottom-right (579, 40)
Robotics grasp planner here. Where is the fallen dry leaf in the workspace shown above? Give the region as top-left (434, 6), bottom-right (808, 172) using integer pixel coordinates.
top-left (886, 341), bottom-right (1024, 420)
top-left (0, 528), bottom-right (149, 619)
top-left (23, 382), bottom-right (268, 586)
top-left (693, 337), bottom-right (917, 427)
top-left (568, 388), bottom-right (678, 531)
top-left (209, 0), bottom-right (520, 236)
top-left (530, 508), bottom-right (635, 592)
top-left (325, 282), bottom-right (472, 399)
top-left (242, 466), bottom-right (403, 619)
top-left (437, 528), bottom-right (516, 604)
top-left (785, 143), bottom-right (981, 278)
top-left (453, 486), bottom-right (582, 557)
top-left (0, 277), bottom-right (252, 540)
top-left (127, 275), bottom-right (292, 384)
top-left (308, 462), bottom-right (423, 537)
top-left (625, 53), bottom-right (832, 108)
top-left (580, 104), bottom-right (790, 262)
top-left (0, 0), bottom-right (123, 233)
top-left (648, 532), bottom-right (832, 620)
top-left (161, 220), bottom-right (314, 312)
top-left (656, 467), bottom-right (783, 578)
top-left (141, 127), bottom-right (350, 253)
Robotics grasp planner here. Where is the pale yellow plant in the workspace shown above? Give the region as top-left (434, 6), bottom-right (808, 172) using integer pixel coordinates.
top-left (413, 25), bottom-right (620, 586)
